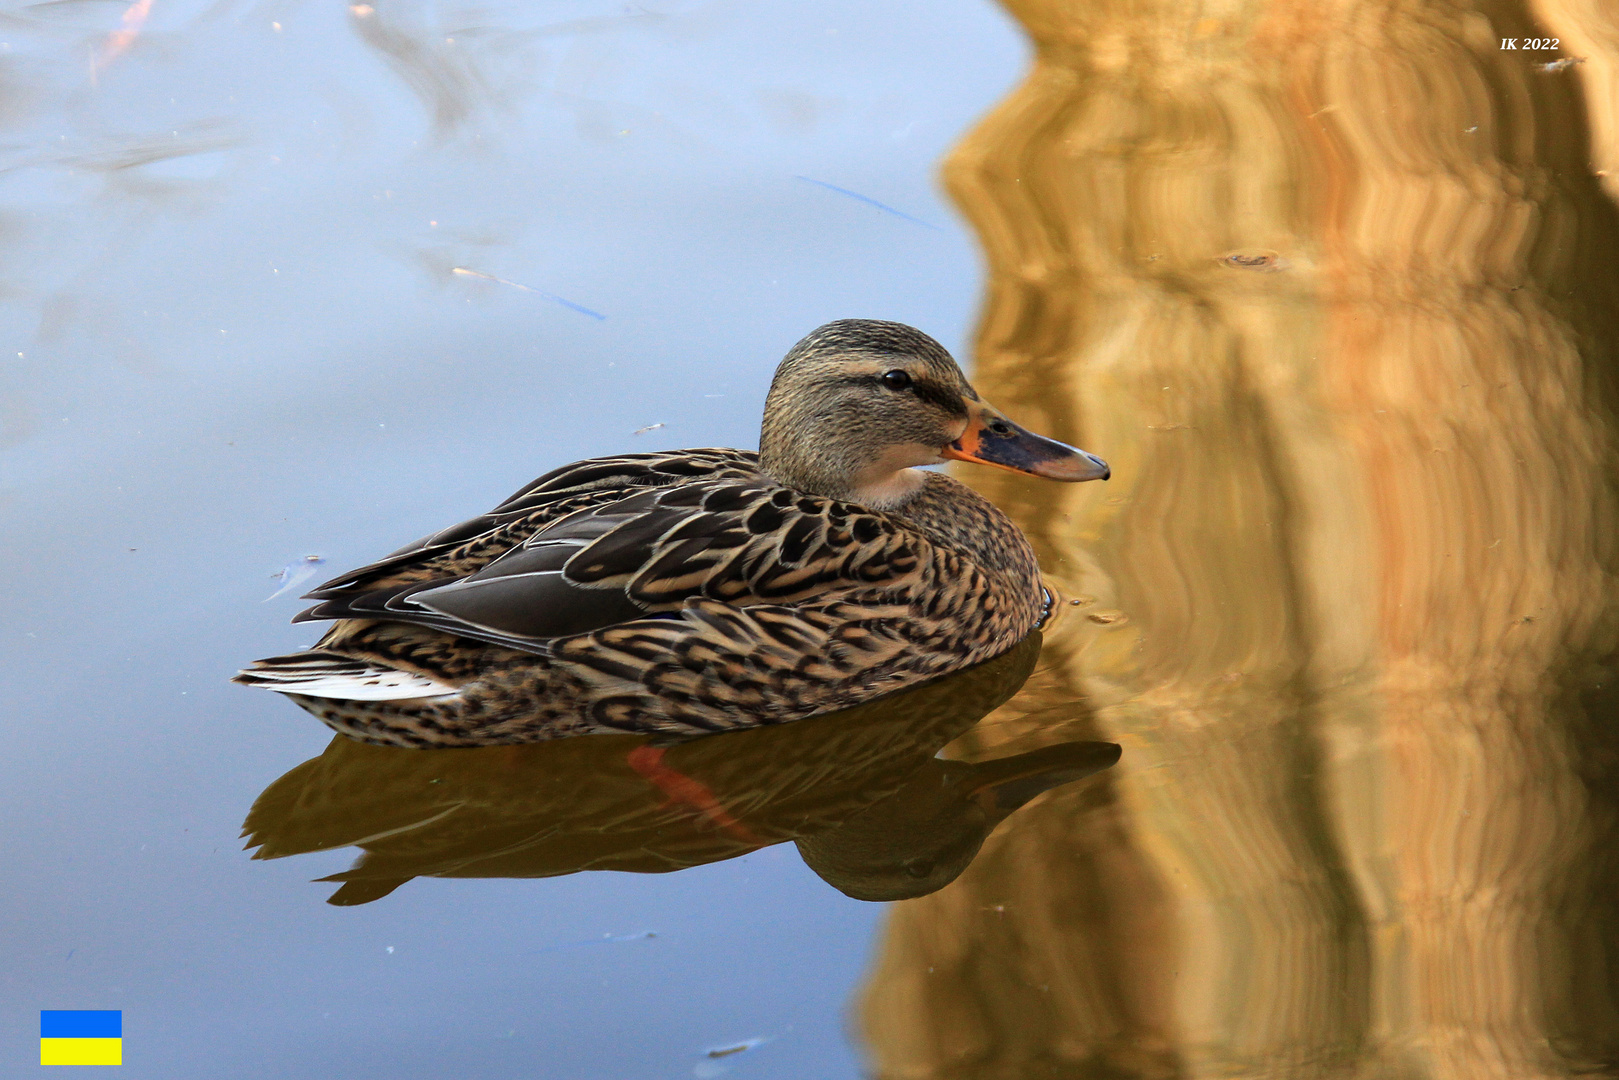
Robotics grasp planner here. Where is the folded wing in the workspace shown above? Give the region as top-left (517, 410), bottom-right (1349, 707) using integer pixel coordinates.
top-left (303, 448), bottom-right (762, 601)
top-left (293, 480), bottom-right (925, 655)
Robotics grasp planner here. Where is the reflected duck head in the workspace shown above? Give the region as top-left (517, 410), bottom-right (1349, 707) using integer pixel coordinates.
top-left (794, 740), bottom-right (1121, 902)
top-left (758, 319), bottom-right (1109, 509)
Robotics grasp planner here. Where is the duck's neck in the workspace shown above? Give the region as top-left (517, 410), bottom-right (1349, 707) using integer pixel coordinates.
top-left (847, 465), bottom-right (928, 510)
top-left (758, 444), bottom-right (939, 511)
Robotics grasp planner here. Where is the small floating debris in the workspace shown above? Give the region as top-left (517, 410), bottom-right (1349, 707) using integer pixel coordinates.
top-left (1539, 56), bottom-right (1585, 73)
top-left (705, 1040), bottom-right (763, 1059)
top-left (1087, 610), bottom-right (1126, 625)
top-left (794, 176), bottom-right (943, 231)
top-left (1220, 249), bottom-right (1288, 272)
top-left (450, 267), bottom-right (606, 321)
top-left (266, 556), bottom-right (325, 601)
top-left (632, 423), bottom-right (666, 436)
top-left (694, 1035), bottom-right (773, 1078)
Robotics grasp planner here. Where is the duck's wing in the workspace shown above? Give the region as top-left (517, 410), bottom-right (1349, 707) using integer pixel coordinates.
top-left (292, 479), bottom-right (927, 654)
top-left (303, 449), bottom-right (761, 601)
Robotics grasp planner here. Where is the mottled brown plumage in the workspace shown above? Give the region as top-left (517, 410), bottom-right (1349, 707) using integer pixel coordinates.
top-left (235, 320), bottom-right (1109, 746)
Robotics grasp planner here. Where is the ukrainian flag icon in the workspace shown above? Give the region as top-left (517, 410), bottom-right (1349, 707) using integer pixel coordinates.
top-left (40, 1011), bottom-right (121, 1066)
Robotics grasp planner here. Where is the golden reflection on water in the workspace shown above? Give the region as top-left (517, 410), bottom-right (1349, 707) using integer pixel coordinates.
top-left (244, 633), bottom-right (1119, 906)
top-left (858, 1), bottom-right (1619, 1078)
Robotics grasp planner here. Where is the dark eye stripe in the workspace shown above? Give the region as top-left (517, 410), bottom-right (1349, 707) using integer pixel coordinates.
top-left (910, 380), bottom-right (968, 417)
top-left (820, 371), bottom-right (968, 417)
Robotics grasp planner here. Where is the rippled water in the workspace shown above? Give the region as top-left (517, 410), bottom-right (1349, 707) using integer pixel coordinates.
top-left (8, 0), bottom-right (1619, 1077)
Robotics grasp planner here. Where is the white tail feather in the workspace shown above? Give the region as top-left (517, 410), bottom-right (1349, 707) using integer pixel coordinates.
top-left (237, 654), bottom-right (459, 701)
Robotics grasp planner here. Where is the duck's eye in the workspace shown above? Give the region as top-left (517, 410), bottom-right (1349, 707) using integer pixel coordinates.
top-left (881, 369), bottom-right (913, 391)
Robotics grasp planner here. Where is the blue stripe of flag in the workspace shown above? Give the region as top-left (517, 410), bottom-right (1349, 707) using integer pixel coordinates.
top-left (40, 1011), bottom-right (121, 1038)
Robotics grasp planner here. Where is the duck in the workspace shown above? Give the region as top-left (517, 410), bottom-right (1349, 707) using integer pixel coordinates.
top-left (235, 319), bottom-right (1109, 747)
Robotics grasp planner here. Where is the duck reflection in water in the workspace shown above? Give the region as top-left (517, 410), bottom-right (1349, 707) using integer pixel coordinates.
top-left (235, 320), bottom-right (1108, 746)
top-left (244, 634), bottom-right (1120, 904)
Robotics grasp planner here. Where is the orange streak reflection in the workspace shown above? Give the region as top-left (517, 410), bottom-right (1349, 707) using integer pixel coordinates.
top-left (95, 0), bottom-right (153, 77)
top-left (626, 745), bottom-right (762, 845)
top-left (857, 2), bottom-right (1619, 1077)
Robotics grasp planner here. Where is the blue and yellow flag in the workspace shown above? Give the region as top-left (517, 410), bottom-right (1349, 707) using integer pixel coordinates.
top-left (40, 1011), bottom-right (121, 1066)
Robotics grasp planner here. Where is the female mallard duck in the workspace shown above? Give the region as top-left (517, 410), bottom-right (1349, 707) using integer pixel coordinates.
top-left (236, 320), bottom-right (1109, 746)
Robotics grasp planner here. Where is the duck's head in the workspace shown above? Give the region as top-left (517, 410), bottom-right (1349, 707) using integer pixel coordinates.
top-left (758, 319), bottom-right (1109, 508)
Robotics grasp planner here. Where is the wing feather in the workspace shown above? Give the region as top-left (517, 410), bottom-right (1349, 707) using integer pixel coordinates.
top-left (303, 449), bottom-right (760, 601)
top-left (291, 476), bottom-right (931, 656)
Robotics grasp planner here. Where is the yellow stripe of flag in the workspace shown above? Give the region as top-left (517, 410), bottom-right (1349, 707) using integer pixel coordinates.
top-left (41, 1037), bottom-right (122, 1066)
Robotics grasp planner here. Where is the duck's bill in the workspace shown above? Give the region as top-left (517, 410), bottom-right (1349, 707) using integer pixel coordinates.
top-left (942, 407), bottom-right (1110, 482)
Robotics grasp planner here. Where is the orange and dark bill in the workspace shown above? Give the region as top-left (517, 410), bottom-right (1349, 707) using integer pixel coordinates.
top-left (942, 403), bottom-right (1110, 482)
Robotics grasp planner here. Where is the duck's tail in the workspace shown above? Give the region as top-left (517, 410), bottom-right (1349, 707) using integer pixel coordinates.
top-left (233, 650), bottom-right (460, 701)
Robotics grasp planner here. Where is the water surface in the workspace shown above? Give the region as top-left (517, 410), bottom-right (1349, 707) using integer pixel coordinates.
top-left (1, 1), bottom-right (1026, 1076)
top-left (7, 0), bottom-right (1619, 1078)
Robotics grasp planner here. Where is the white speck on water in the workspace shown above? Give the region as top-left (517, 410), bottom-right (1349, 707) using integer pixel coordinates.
top-left (386, 946), bottom-right (394, 954)
top-left (534, 930), bottom-right (658, 954)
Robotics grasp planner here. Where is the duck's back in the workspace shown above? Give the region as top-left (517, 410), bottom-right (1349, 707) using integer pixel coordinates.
top-left (301, 448), bottom-right (763, 606)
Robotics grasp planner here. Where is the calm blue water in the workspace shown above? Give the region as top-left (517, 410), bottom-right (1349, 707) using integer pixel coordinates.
top-left (0, 2), bottom-right (1027, 1075)
top-left (15, 3), bottom-right (1619, 1077)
